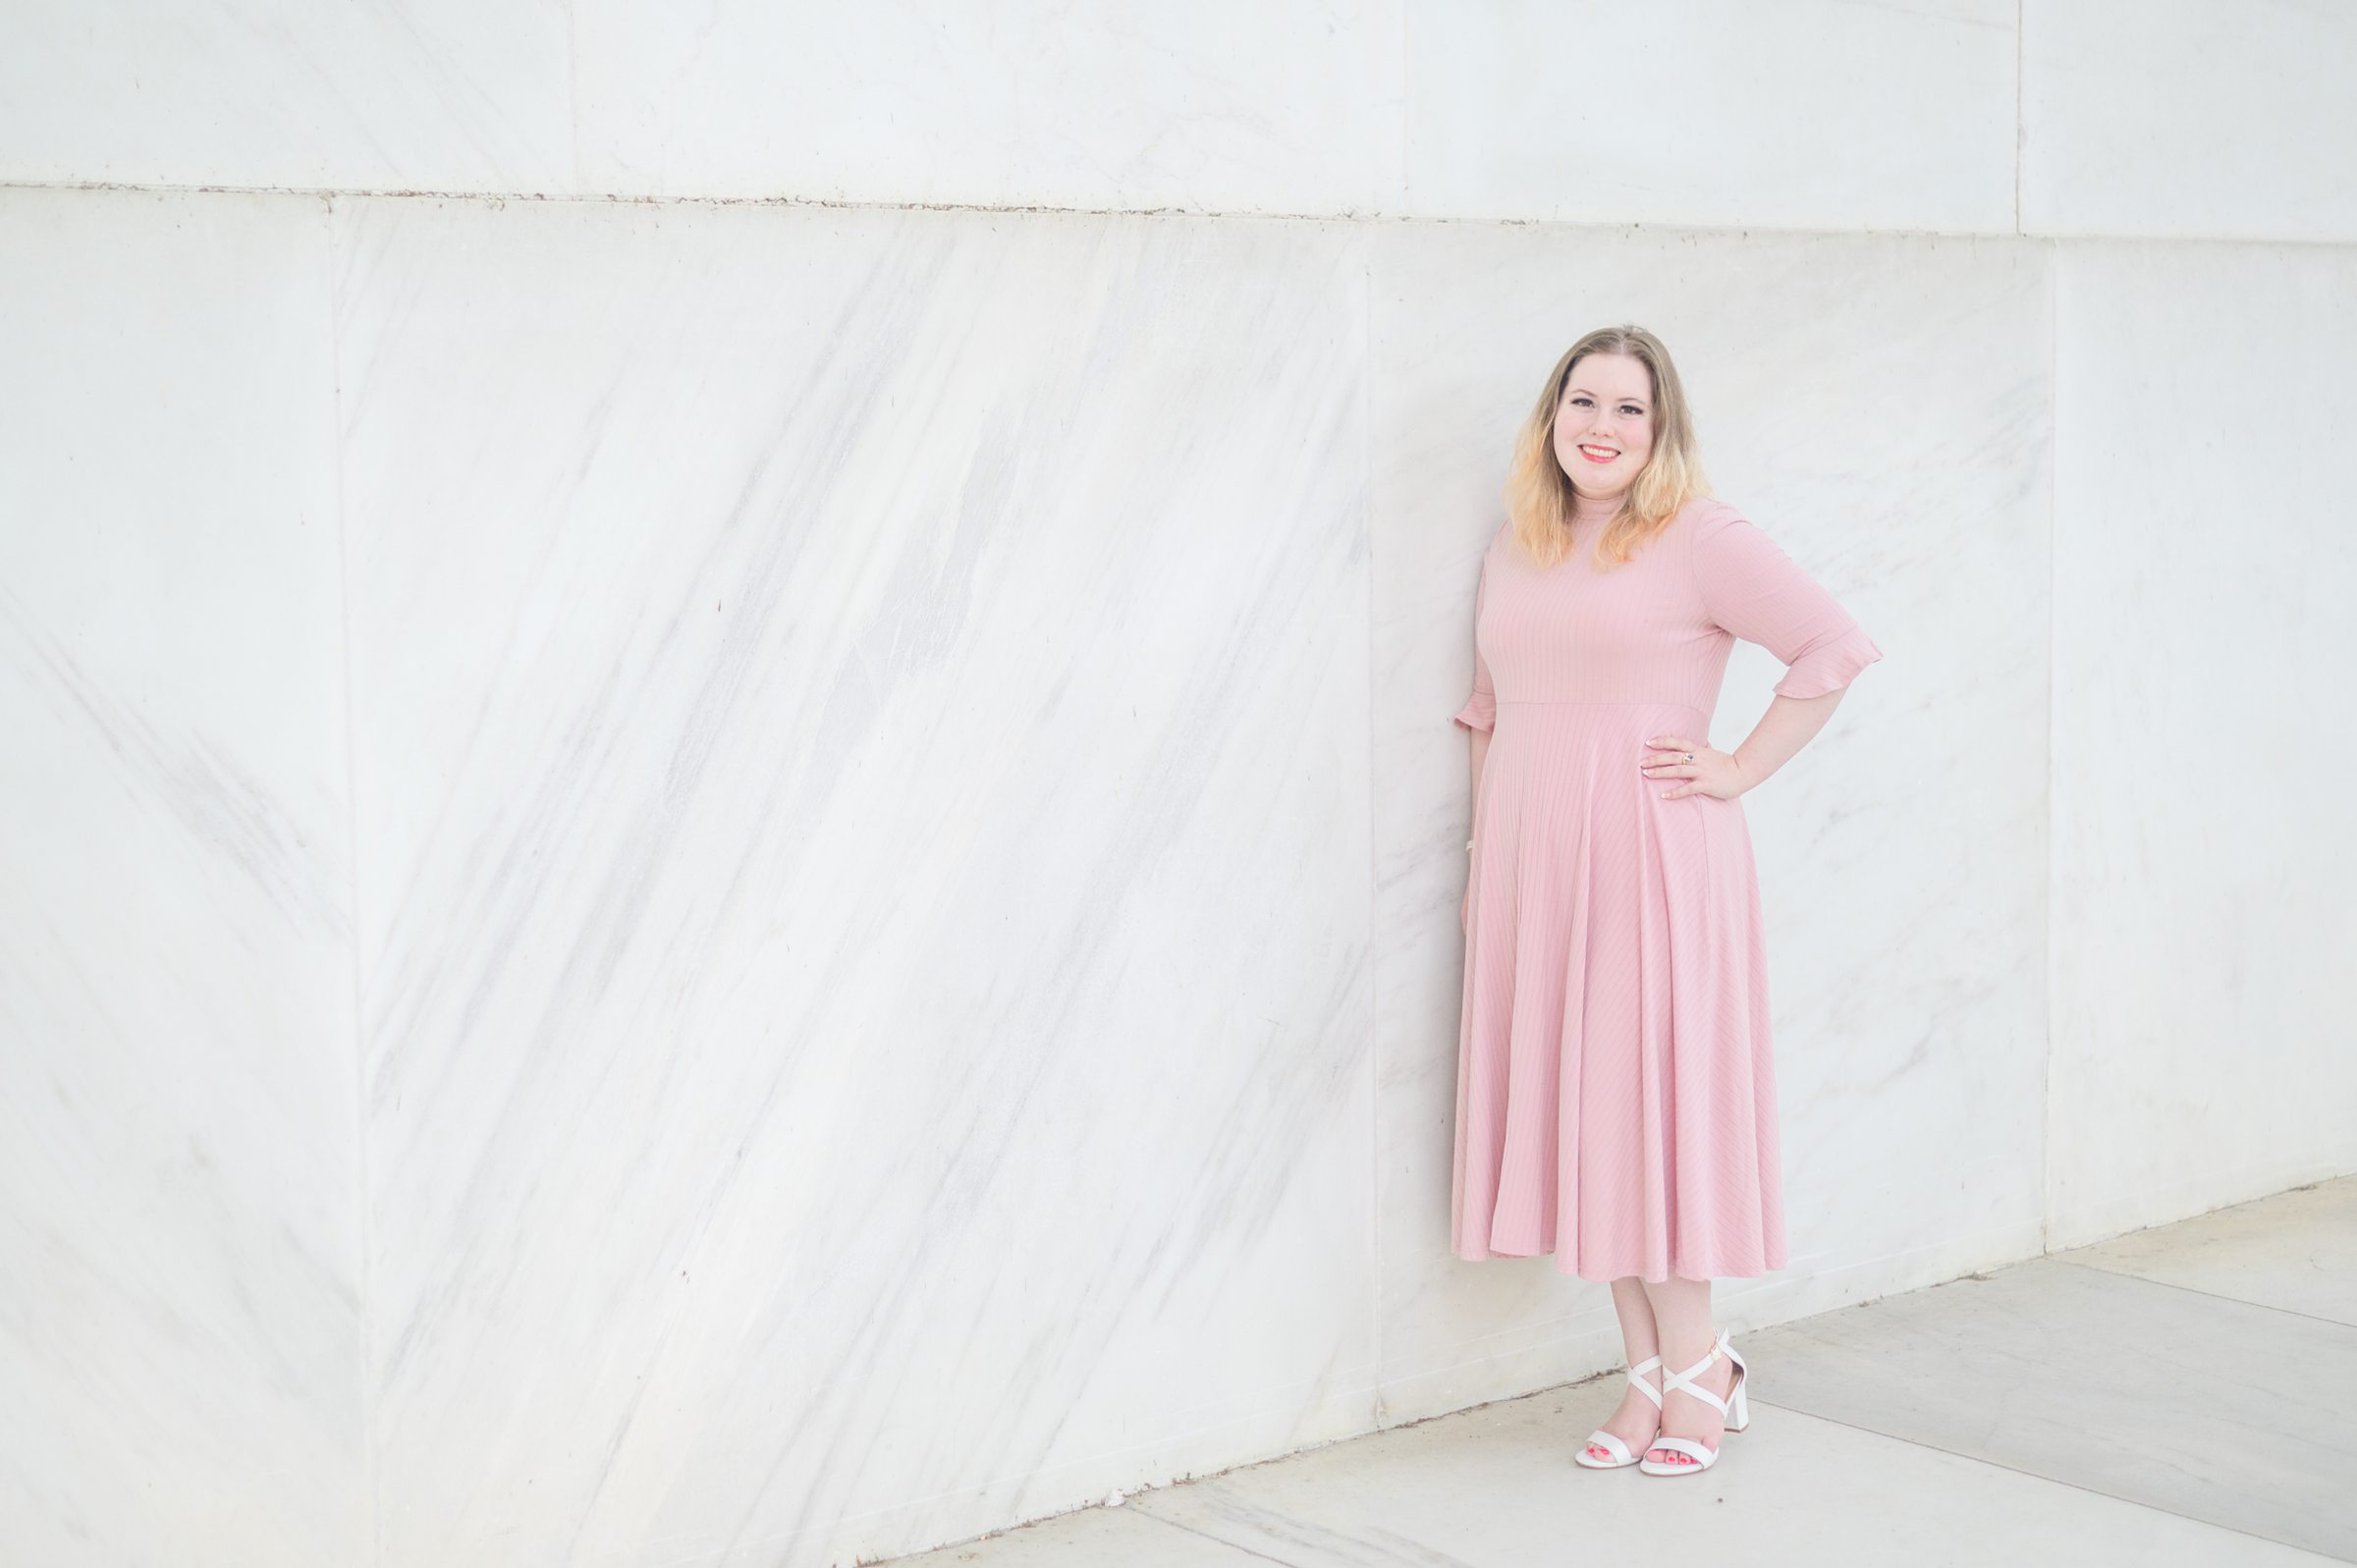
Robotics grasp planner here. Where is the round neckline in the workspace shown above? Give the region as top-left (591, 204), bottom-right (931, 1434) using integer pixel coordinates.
top-left (1568, 484), bottom-right (1624, 523)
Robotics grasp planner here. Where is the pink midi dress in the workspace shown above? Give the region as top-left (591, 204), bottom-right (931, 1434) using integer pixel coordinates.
top-left (1451, 492), bottom-right (1883, 1282)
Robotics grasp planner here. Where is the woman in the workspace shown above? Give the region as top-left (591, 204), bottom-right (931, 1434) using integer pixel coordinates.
top-left (1451, 325), bottom-right (1883, 1477)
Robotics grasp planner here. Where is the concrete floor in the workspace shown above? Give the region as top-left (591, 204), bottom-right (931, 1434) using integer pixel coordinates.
top-left (894, 1177), bottom-right (2357, 1566)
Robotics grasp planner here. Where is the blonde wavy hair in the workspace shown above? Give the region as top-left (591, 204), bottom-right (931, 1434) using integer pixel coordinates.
top-left (1504, 325), bottom-right (1713, 571)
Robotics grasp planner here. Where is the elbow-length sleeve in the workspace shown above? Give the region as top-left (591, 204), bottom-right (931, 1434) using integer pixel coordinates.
top-left (1452, 552), bottom-right (1497, 733)
top-left (1690, 505), bottom-right (1884, 699)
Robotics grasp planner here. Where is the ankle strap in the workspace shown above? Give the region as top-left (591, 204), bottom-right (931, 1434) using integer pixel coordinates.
top-left (1626, 1353), bottom-right (1665, 1409)
top-left (1659, 1345), bottom-right (1729, 1416)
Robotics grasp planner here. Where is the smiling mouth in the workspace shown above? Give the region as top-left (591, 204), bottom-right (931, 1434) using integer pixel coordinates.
top-left (1578, 445), bottom-right (1618, 461)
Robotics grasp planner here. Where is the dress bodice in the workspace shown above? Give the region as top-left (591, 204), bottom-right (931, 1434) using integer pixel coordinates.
top-left (1453, 497), bottom-right (1883, 732)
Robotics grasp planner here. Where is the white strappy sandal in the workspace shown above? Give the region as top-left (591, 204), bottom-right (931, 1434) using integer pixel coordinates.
top-left (1572, 1353), bottom-right (1665, 1469)
top-left (1638, 1328), bottom-right (1750, 1476)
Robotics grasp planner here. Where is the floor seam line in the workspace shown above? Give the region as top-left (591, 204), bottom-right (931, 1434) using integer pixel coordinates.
top-left (2044, 1255), bottom-right (2357, 1332)
top-left (1747, 1397), bottom-right (2344, 1561)
top-left (1124, 1504), bottom-right (1306, 1567)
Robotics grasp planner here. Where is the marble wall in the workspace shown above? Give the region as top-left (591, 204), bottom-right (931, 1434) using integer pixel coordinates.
top-left (2048, 240), bottom-right (2357, 1246)
top-left (337, 196), bottom-right (1374, 1567)
top-left (0, 189), bottom-right (360, 1565)
top-left (3, 3), bottom-right (2351, 1565)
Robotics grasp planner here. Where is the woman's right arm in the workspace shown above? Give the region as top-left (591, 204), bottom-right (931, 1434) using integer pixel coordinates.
top-left (1452, 555), bottom-right (1496, 924)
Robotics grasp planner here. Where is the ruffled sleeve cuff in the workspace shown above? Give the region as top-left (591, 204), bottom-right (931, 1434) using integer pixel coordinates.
top-left (1771, 622), bottom-right (1885, 699)
top-left (1452, 690), bottom-right (1496, 733)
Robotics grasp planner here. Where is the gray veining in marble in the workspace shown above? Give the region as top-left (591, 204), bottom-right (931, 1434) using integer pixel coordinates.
top-left (2049, 240), bottom-right (2357, 1250)
top-left (331, 193), bottom-right (1376, 1567)
top-left (0, 186), bottom-right (364, 1568)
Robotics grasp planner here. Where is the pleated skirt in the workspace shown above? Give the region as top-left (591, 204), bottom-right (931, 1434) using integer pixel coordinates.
top-left (1452, 699), bottom-right (1787, 1282)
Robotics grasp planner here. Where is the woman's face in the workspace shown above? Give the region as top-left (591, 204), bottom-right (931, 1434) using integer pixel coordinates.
top-left (1552, 351), bottom-right (1655, 500)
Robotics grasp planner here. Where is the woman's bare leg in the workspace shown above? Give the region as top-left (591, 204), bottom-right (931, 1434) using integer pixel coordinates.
top-left (1639, 1272), bottom-right (1733, 1466)
top-left (1580, 1276), bottom-right (1665, 1464)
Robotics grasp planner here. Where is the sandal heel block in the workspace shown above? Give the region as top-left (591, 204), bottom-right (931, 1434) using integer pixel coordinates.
top-left (1573, 1353), bottom-right (1664, 1470)
top-left (1638, 1327), bottom-right (1749, 1476)
top-left (1718, 1328), bottom-right (1749, 1433)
